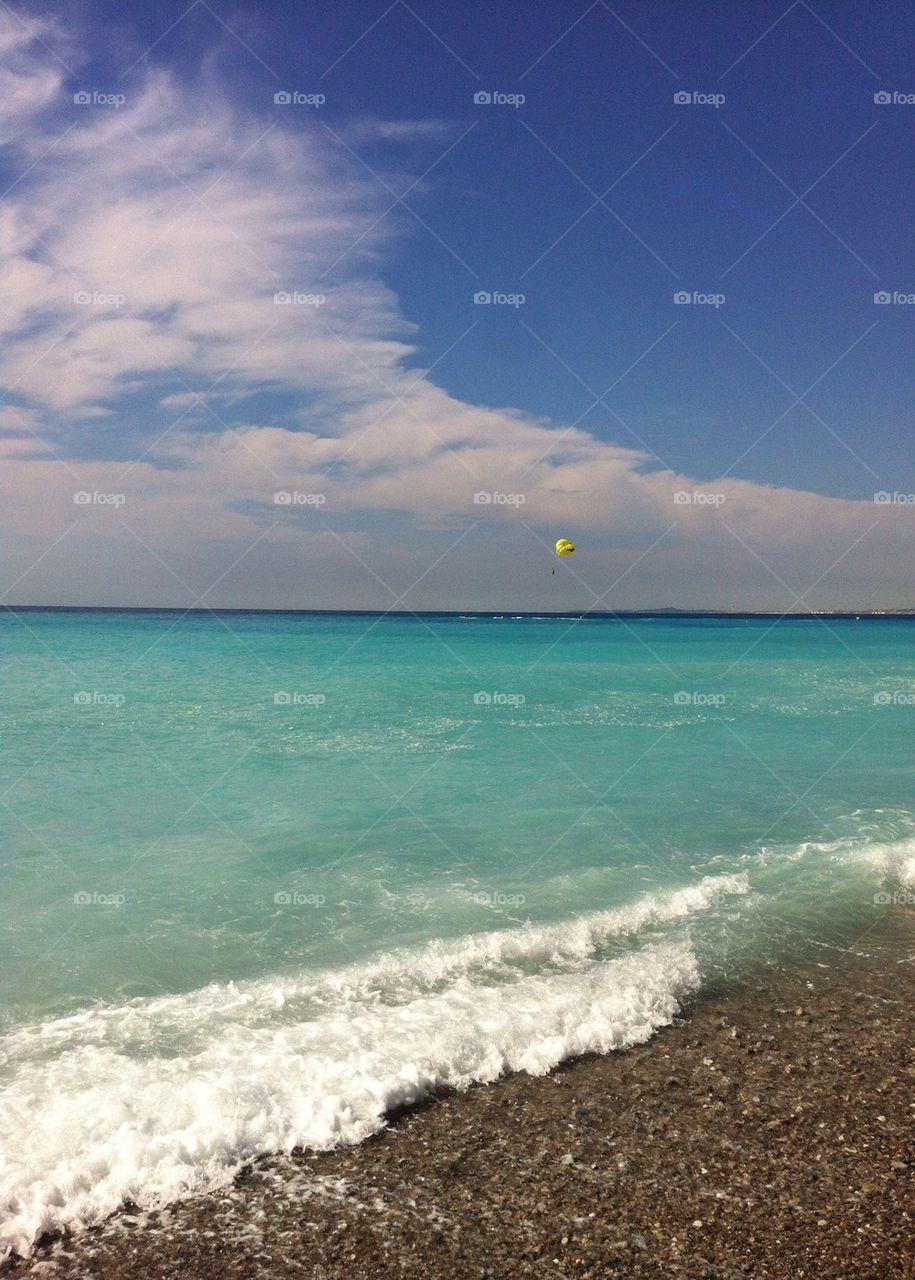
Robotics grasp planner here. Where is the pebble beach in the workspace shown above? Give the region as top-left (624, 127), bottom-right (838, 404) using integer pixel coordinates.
top-left (8, 910), bottom-right (913, 1280)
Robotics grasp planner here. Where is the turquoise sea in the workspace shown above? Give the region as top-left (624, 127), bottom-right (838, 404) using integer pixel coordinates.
top-left (2, 609), bottom-right (914, 1255)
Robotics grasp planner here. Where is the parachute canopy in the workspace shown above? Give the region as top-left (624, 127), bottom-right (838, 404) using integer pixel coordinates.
top-left (554, 538), bottom-right (575, 557)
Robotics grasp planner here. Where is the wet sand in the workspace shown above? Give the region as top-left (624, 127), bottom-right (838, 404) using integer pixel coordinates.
top-left (7, 912), bottom-right (914, 1280)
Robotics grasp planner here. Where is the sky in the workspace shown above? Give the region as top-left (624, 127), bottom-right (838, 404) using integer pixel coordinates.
top-left (1, 0), bottom-right (914, 611)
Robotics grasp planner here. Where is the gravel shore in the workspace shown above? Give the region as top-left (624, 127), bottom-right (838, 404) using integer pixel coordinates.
top-left (7, 911), bottom-right (914, 1280)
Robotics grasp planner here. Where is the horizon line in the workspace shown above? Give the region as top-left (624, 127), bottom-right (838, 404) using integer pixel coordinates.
top-left (4, 605), bottom-right (915, 620)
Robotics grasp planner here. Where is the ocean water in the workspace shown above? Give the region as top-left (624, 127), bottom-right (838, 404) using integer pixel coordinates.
top-left (2, 608), bottom-right (914, 1256)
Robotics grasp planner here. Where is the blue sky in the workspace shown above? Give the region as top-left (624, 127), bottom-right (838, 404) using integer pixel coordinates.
top-left (1, 1), bottom-right (914, 609)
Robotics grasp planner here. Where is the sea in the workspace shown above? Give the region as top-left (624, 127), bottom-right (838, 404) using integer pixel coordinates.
top-left (2, 608), bottom-right (914, 1257)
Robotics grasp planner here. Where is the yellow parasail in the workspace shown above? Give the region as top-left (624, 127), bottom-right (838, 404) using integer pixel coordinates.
top-left (554, 538), bottom-right (575, 557)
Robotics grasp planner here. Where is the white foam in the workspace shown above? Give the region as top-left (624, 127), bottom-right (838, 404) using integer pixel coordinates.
top-left (783, 830), bottom-right (915, 888)
top-left (852, 835), bottom-right (915, 888)
top-left (0, 874), bottom-right (747, 1258)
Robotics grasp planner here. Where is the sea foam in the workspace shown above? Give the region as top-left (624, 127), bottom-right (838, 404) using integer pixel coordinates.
top-left (0, 874), bottom-right (745, 1257)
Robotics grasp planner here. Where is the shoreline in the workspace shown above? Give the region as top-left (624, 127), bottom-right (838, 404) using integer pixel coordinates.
top-left (6, 911), bottom-right (914, 1279)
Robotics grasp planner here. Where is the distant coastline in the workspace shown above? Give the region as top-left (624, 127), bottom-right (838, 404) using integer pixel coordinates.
top-left (5, 605), bottom-right (915, 620)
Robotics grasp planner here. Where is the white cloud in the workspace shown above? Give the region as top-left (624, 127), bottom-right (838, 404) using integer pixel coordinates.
top-left (0, 11), bottom-right (66, 142)
top-left (343, 116), bottom-right (455, 145)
